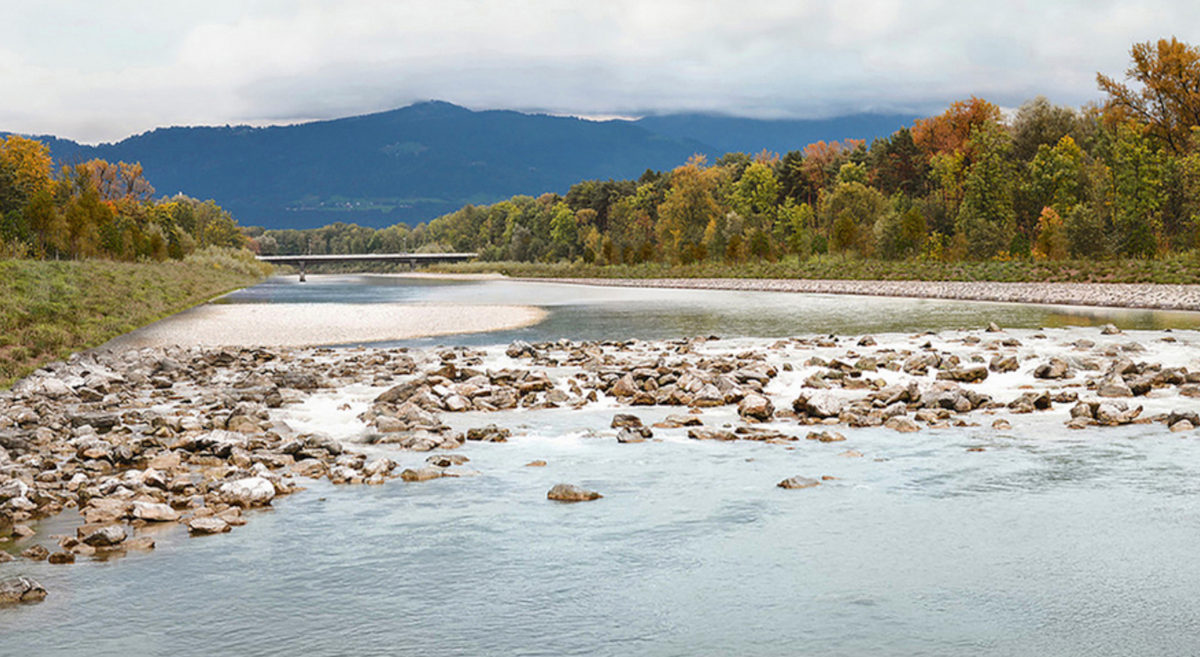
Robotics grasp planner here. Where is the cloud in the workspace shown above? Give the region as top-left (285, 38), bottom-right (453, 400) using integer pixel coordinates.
top-left (2, 0), bottom-right (1198, 142)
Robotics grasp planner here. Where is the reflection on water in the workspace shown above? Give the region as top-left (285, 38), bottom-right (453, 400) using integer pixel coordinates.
top-left (220, 275), bottom-right (1200, 346)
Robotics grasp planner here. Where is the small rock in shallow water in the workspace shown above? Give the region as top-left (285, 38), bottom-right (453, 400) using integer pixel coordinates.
top-left (187, 517), bottom-right (231, 535)
top-left (401, 466), bottom-right (444, 482)
top-left (805, 430), bottom-right (846, 443)
top-left (21, 544), bottom-right (49, 561)
top-left (777, 476), bottom-right (821, 490)
top-left (546, 483), bottom-right (602, 502)
top-left (0, 577), bottom-right (47, 604)
top-left (79, 524), bottom-right (126, 547)
top-left (992, 418), bottom-right (1012, 430)
top-left (219, 477), bottom-right (276, 508)
top-left (132, 501), bottom-right (179, 522)
top-left (47, 551), bottom-right (75, 564)
top-left (525, 460), bottom-right (547, 467)
top-left (616, 426), bottom-right (653, 443)
top-left (884, 417), bottom-right (920, 433)
top-left (610, 414), bottom-right (643, 429)
top-left (1169, 420), bottom-right (1194, 432)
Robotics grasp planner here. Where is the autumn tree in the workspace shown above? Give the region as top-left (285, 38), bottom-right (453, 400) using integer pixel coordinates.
top-left (657, 157), bottom-right (722, 264)
top-left (1098, 37), bottom-right (1200, 154)
top-left (911, 97), bottom-right (1002, 158)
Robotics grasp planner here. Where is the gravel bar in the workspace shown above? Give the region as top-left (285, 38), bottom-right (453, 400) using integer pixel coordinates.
top-left (521, 277), bottom-right (1200, 312)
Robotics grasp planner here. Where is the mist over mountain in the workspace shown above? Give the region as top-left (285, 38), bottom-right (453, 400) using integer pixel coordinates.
top-left (12, 102), bottom-right (916, 229)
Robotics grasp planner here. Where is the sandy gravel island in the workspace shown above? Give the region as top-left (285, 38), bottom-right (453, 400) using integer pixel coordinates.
top-left (523, 277), bottom-right (1200, 312)
top-left (103, 302), bottom-right (547, 349)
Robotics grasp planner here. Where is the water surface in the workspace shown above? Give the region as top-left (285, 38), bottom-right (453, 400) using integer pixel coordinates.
top-left (3, 276), bottom-right (1200, 656)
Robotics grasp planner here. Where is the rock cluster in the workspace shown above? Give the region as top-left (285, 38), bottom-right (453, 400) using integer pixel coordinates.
top-left (4, 325), bottom-right (1198, 578)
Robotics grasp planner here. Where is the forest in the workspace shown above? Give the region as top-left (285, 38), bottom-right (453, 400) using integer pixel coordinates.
top-left (255, 38), bottom-right (1200, 270)
top-left (0, 139), bottom-right (246, 261)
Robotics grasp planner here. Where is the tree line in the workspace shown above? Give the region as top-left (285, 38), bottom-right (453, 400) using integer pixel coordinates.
top-left (255, 37), bottom-right (1200, 266)
top-left (0, 137), bottom-right (246, 260)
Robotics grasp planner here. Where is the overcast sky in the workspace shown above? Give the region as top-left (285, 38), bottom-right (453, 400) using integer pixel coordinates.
top-left (2, 0), bottom-right (1196, 143)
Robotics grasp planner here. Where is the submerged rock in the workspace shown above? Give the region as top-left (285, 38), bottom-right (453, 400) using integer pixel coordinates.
top-left (777, 476), bottom-right (821, 490)
top-left (546, 483), bottom-right (602, 502)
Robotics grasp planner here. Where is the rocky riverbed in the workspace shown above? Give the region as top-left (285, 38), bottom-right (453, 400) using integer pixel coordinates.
top-left (2, 322), bottom-right (1199, 603)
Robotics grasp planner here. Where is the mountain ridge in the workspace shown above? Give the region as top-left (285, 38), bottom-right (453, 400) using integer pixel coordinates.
top-left (7, 102), bottom-right (917, 229)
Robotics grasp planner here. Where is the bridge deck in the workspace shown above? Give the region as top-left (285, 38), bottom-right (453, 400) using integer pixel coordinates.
top-left (256, 252), bottom-right (477, 264)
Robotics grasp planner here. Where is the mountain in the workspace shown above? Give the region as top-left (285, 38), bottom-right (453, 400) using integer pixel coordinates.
top-left (632, 112), bottom-right (920, 156)
top-left (10, 102), bottom-right (917, 229)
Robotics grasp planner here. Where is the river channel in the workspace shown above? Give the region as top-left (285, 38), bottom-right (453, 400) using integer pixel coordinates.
top-left (3, 275), bottom-right (1200, 656)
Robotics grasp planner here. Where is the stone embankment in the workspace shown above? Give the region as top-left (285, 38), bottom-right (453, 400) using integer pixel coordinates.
top-left (3, 322), bottom-right (1199, 601)
top-left (521, 277), bottom-right (1200, 312)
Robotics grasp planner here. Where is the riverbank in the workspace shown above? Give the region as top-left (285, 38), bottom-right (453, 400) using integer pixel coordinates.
top-left (428, 256), bottom-right (1200, 285)
top-left (102, 301), bottom-right (547, 349)
top-left (523, 277), bottom-right (1200, 312)
top-left (0, 250), bottom-right (271, 388)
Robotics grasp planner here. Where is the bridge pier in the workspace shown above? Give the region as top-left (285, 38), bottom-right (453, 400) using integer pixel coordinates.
top-left (299, 261), bottom-right (306, 283)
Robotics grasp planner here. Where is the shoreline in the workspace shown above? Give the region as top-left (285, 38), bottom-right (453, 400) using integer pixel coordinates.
top-left (516, 277), bottom-right (1200, 313)
top-left (99, 302), bottom-right (547, 350)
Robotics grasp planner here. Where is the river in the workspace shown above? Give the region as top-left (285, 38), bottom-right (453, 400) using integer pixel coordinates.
top-left (3, 275), bottom-right (1200, 656)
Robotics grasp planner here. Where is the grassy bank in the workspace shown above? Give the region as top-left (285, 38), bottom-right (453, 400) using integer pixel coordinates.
top-left (0, 248), bottom-right (271, 388)
top-left (427, 255), bottom-right (1200, 285)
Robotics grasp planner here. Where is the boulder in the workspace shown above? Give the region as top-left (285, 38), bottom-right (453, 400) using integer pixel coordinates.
top-left (47, 551), bottom-right (75, 564)
top-left (505, 340), bottom-right (536, 358)
top-left (687, 428), bottom-right (738, 441)
top-left (795, 392), bottom-right (842, 418)
top-left (1033, 358), bottom-right (1072, 380)
top-left (777, 476), bottom-right (821, 490)
top-left (989, 354), bottom-right (1019, 373)
top-left (805, 430), bottom-right (846, 443)
top-left (400, 467), bottom-right (444, 482)
top-left (546, 483), bottom-right (602, 502)
top-left (610, 414), bottom-right (643, 429)
top-left (187, 517), bottom-right (231, 535)
top-left (0, 577), bottom-right (47, 604)
top-left (1097, 376), bottom-right (1133, 398)
top-left (653, 414), bottom-right (703, 428)
top-left (21, 544), bottom-right (49, 561)
top-left (616, 427), bottom-right (653, 443)
top-left (937, 366), bottom-right (988, 384)
top-left (132, 501), bottom-right (180, 522)
top-left (219, 477), bottom-right (276, 507)
top-left (884, 416), bottom-right (920, 433)
top-left (466, 425), bottom-right (511, 442)
top-left (737, 394), bottom-right (775, 421)
top-left (79, 524), bottom-right (127, 547)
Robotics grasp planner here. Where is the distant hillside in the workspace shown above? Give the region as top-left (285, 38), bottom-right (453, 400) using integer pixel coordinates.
top-left (9, 102), bottom-right (916, 229)
top-left (632, 112), bottom-right (919, 156)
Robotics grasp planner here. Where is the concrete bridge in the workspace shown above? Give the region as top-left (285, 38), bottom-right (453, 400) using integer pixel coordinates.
top-left (257, 252), bottom-right (478, 281)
